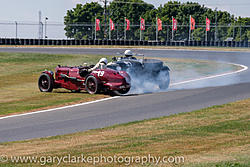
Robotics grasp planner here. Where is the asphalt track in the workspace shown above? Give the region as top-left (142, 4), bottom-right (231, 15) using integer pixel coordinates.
top-left (0, 47), bottom-right (250, 142)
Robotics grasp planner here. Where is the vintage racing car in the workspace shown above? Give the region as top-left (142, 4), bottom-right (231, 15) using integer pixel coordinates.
top-left (107, 50), bottom-right (170, 90)
top-left (38, 65), bottom-right (131, 95)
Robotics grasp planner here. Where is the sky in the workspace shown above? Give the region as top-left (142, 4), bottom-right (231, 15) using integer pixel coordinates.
top-left (0, 0), bottom-right (249, 38)
top-left (0, 0), bottom-right (249, 22)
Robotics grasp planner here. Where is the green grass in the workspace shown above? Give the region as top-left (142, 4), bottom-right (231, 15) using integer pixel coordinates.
top-left (0, 52), bottom-right (111, 116)
top-left (0, 98), bottom-right (249, 166)
top-left (0, 51), bottom-right (249, 167)
top-left (187, 161), bottom-right (250, 167)
top-left (0, 53), bottom-right (240, 116)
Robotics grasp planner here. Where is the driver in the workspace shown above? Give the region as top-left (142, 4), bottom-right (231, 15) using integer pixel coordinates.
top-left (88, 58), bottom-right (108, 72)
top-left (123, 50), bottom-right (136, 60)
top-left (124, 50), bottom-right (133, 57)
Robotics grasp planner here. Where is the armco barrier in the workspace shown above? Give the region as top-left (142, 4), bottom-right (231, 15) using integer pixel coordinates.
top-left (0, 38), bottom-right (249, 48)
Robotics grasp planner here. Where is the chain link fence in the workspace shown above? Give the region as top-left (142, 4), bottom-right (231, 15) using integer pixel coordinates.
top-left (0, 21), bottom-right (249, 44)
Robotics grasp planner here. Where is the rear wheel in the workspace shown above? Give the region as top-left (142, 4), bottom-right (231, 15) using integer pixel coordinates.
top-left (112, 88), bottom-right (130, 96)
top-left (85, 76), bottom-right (100, 94)
top-left (38, 73), bottom-right (54, 92)
top-left (158, 70), bottom-right (170, 90)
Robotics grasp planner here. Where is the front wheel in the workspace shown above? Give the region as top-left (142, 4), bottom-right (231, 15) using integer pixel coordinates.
top-left (85, 75), bottom-right (100, 94)
top-left (112, 88), bottom-right (130, 96)
top-left (38, 73), bottom-right (54, 92)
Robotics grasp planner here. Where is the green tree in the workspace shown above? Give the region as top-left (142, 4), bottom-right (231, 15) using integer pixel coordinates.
top-left (234, 17), bottom-right (250, 41)
top-left (64, 2), bottom-right (103, 39)
top-left (108, 0), bottom-right (154, 40)
top-left (193, 28), bottom-right (205, 41)
top-left (64, 0), bottom-right (250, 41)
top-left (215, 10), bottom-right (234, 41)
top-left (155, 1), bottom-right (207, 41)
top-left (108, 0), bottom-right (153, 24)
top-left (247, 31), bottom-right (250, 41)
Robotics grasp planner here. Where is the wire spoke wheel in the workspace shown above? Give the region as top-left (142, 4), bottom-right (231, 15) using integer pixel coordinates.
top-left (41, 77), bottom-right (49, 89)
top-left (38, 73), bottom-right (54, 92)
top-left (87, 80), bottom-right (96, 92)
top-left (85, 76), bottom-right (99, 94)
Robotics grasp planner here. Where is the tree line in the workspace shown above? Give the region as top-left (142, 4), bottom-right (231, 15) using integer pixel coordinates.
top-left (64, 0), bottom-right (250, 41)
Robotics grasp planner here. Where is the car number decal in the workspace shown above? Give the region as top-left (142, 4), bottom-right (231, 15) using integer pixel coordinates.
top-left (94, 71), bottom-right (105, 77)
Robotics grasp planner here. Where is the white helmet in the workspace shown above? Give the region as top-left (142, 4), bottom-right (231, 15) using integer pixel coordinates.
top-left (124, 50), bottom-right (133, 57)
top-left (99, 58), bottom-right (108, 65)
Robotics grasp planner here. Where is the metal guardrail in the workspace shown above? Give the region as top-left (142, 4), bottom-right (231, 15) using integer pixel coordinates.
top-left (0, 38), bottom-right (249, 47)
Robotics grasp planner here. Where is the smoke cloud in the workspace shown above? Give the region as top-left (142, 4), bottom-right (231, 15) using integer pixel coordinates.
top-left (127, 69), bottom-right (170, 95)
top-left (125, 59), bottom-right (242, 95)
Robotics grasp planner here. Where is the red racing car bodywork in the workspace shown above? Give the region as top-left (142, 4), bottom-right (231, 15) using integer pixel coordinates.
top-left (38, 65), bottom-right (131, 95)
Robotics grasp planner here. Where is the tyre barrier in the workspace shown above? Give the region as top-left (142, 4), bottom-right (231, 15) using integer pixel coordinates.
top-left (0, 38), bottom-right (249, 48)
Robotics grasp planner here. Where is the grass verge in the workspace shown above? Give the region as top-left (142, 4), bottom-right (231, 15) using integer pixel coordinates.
top-left (0, 98), bottom-right (249, 166)
top-left (0, 52), bottom-right (110, 116)
top-left (0, 52), bottom-right (240, 116)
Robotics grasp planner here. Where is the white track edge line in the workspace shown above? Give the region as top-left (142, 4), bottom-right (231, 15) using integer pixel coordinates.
top-left (0, 96), bottom-right (119, 120)
top-left (0, 63), bottom-right (248, 120)
top-left (170, 63), bottom-right (248, 86)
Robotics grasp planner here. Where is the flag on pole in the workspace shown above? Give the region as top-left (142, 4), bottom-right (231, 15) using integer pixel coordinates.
top-left (110, 18), bottom-right (115, 31)
top-left (96, 18), bottom-right (100, 31)
top-left (190, 16), bottom-right (195, 30)
top-left (125, 18), bottom-right (130, 31)
top-left (206, 17), bottom-right (210, 31)
top-left (157, 18), bottom-right (162, 31)
top-left (140, 18), bottom-right (145, 31)
top-left (172, 17), bottom-right (177, 31)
